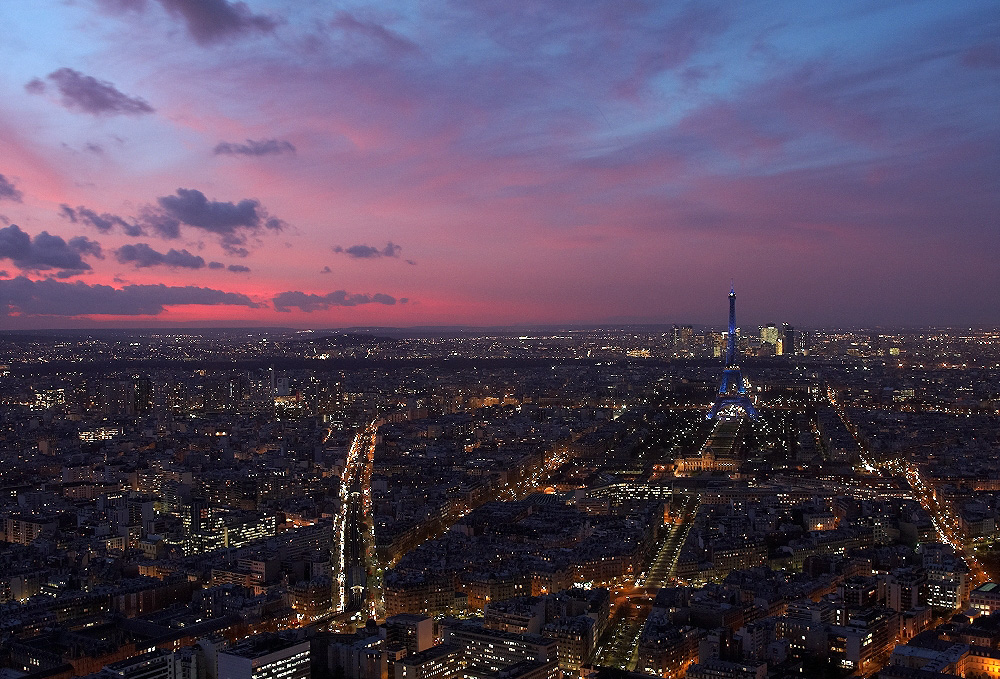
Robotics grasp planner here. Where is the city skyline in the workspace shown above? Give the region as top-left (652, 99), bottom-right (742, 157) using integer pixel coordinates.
top-left (0, 1), bottom-right (998, 329)
top-left (3, 323), bottom-right (999, 678)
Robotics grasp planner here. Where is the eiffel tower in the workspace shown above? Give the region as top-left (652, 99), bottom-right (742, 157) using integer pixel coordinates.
top-left (708, 285), bottom-right (758, 419)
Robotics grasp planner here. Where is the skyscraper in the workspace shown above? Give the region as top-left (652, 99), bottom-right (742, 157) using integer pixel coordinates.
top-left (783, 326), bottom-right (807, 356)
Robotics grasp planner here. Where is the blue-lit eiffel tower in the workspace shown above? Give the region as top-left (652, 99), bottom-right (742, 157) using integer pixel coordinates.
top-left (708, 285), bottom-right (758, 419)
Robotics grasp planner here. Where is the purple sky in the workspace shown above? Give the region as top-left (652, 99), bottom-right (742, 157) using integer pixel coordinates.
top-left (0, 0), bottom-right (997, 329)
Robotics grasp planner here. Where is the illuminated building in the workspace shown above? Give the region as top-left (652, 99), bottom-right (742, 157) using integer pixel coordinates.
top-left (673, 325), bottom-right (694, 353)
top-left (825, 607), bottom-right (898, 675)
top-left (439, 620), bottom-right (558, 676)
top-left (760, 324), bottom-right (780, 352)
top-left (217, 635), bottom-right (310, 679)
top-left (290, 577), bottom-right (333, 620)
top-left (104, 649), bottom-right (174, 679)
top-left (636, 615), bottom-right (701, 679)
top-left (4, 514), bottom-right (57, 545)
top-left (485, 597), bottom-right (546, 635)
top-left (920, 543), bottom-right (969, 611)
top-left (78, 426), bottom-right (123, 442)
top-left (887, 639), bottom-right (1000, 678)
top-left (393, 644), bottom-right (462, 679)
top-left (385, 573), bottom-right (456, 617)
top-left (971, 583), bottom-right (1000, 616)
top-left (185, 511), bottom-right (277, 555)
top-left (223, 513), bottom-right (278, 548)
top-left (541, 616), bottom-right (596, 672)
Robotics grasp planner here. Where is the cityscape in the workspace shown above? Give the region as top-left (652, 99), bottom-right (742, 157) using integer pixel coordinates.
top-left (4, 287), bottom-right (1000, 679)
top-left (1, 2), bottom-right (998, 679)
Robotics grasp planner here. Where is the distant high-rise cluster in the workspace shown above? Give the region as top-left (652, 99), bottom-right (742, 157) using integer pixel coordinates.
top-left (758, 322), bottom-right (808, 356)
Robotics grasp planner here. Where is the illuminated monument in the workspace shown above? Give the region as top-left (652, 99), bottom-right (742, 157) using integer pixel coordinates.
top-left (708, 285), bottom-right (758, 419)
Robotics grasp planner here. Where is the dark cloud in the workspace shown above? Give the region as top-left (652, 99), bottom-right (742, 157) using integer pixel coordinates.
top-left (156, 0), bottom-right (278, 44)
top-left (320, 266), bottom-right (332, 274)
top-left (69, 236), bottom-right (104, 260)
top-left (0, 175), bottom-right (23, 203)
top-left (24, 78), bottom-right (46, 95)
top-left (157, 188), bottom-right (263, 232)
top-left (0, 224), bottom-right (96, 274)
top-left (334, 245), bottom-right (378, 258)
top-left (115, 243), bottom-right (205, 269)
top-left (160, 248), bottom-right (205, 268)
top-left (96, 0), bottom-right (146, 10)
top-left (154, 188), bottom-right (283, 254)
top-left (96, 0), bottom-right (278, 44)
top-left (0, 271), bottom-right (8, 278)
top-left (214, 138), bottom-right (295, 156)
top-left (272, 289), bottom-right (397, 312)
top-left (227, 264), bottom-right (251, 272)
top-left (60, 204), bottom-right (145, 237)
top-left (332, 241), bottom-right (402, 259)
top-left (138, 207), bottom-right (181, 239)
top-left (0, 276), bottom-right (261, 316)
top-left (28, 68), bottom-right (154, 116)
top-left (208, 261), bottom-right (225, 269)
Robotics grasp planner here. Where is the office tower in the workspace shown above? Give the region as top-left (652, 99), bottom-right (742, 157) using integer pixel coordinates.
top-left (783, 326), bottom-right (807, 356)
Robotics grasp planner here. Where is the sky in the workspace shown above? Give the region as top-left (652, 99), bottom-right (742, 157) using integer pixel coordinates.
top-left (0, 0), bottom-right (997, 330)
